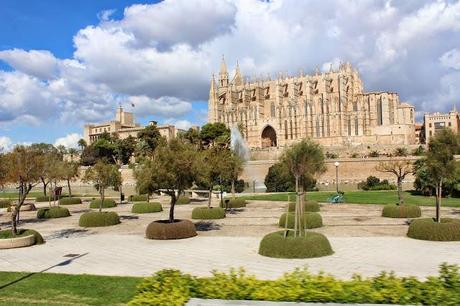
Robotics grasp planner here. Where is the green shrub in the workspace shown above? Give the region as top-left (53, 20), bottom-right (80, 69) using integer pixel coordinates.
top-left (79, 211), bottom-right (120, 227)
top-left (37, 207), bottom-right (71, 219)
top-left (358, 176), bottom-right (396, 191)
top-left (59, 197), bottom-right (82, 205)
top-left (176, 196), bottom-right (191, 205)
top-left (131, 202), bottom-right (162, 214)
top-left (278, 212), bottom-right (323, 229)
top-left (382, 204), bottom-right (421, 218)
top-left (128, 263), bottom-right (460, 305)
top-left (220, 198), bottom-right (246, 208)
top-left (89, 199), bottom-right (117, 209)
top-left (0, 228), bottom-right (45, 245)
top-left (145, 220), bottom-right (197, 240)
top-left (191, 207), bottom-right (225, 220)
top-left (407, 218), bottom-right (460, 241)
top-left (264, 162), bottom-right (316, 192)
top-left (129, 194), bottom-right (149, 202)
top-left (36, 195), bottom-right (61, 202)
top-left (0, 200), bottom-right (11, 208)
top-left (288, 200), bottom-right (320, 212)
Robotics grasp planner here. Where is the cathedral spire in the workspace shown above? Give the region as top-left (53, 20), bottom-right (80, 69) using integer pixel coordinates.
top-left (209, 74), bottom-right (217, 96)
top-left (219, 55), bottom-right (229, 88)
top-left (220, 55), bottom-right (227, 74)
top-left (233, 60), bottom-right (243, 86)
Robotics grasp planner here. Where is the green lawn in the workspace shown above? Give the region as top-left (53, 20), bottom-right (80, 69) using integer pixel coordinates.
top-left (242, 190), bottom-right (460, 207)
top-left (0, 192), bottom-right (46, 199)
top-left (0, 272), bottom-right (141, 306)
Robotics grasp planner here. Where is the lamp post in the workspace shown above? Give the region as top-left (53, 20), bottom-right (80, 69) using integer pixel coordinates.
top-left (118, 168), bottom-right (123, 204)
top-left (334, 161), bottom-right (340, 194)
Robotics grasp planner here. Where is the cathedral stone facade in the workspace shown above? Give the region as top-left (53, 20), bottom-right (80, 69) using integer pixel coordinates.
top-left (208, 58), bottom-right (416, 149)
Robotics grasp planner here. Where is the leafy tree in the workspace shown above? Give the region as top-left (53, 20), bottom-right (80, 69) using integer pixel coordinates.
top-left (200, 123), bottom-right (230, 147)
top-left (83, 160), bottom-right (122, 212)
top-left (265, 162), bottom-right (316, 192)
top-left (376, 160), bottom-right (413, 204)
top-left (61, 160), bottom-right (79, 197)
top-left (29, 143), bottom-right (61, 196)
top-left (77, 139), bottom-right (87, 150)
top-left (393, 147), bottom-right (408, 157)
top-left (80, 145), bottom-right (98, 166)
top-left (3, 146), bottom-right (43, 235)
top-left (281, 139), bottom-right (326, 236)
top-left (424, 129), bottom-right (460, 222)
top-left (412, 145), bottom-right (426, 156)
top-left (134, 139), bottom-right (199, 222)
top-left (114, 136), bottom-right (136, 165)
top-left (136, 124), bottom-right (163, 156)
top-left (179, 127), bottom-right (201, 147)
top-left (0, 152), bottom-right (6, 189)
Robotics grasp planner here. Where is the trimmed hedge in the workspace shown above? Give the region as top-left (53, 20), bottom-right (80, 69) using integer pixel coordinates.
top-left (128, 263), bottom-right (460, 306)
top-left (259, 231), bottom-right (333, 259)
top-left (278, 212), bottom-right (323, 229)
top-left (288, 200), bottom-right (320, 212)
top-left (36, 195), bottom-right (61, 202)
top-left (0, 228), bottom-right (45, 245)
top-left (131, 202), bottom-right (163, 214)
top-left (191, 207), bottom-right (226, 220)
top-left (220, 198), bottom-right (246, 208)
top-left (89, 199), bottom-right (117, 209)
top-left (129, 194), bottom-right (149, 202)
top-left (407, 218), bottom-right (460, 241)
top-left (0, 200), bottom-right (11, 208)
top-left (37, 207), bottom-right (71, 219)
top-left (382, 204), bottom-right (421, 218)
top-left (59, 197), bottom-right (82, 205)
top-left (145, 219), bottom-right (197, 240)
top-left (176, 196), bottom-right (191, 205)
top-left (79, 211), bottom-right (120, 227)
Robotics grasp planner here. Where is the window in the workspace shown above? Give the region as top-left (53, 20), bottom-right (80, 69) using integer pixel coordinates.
top-left (271, 103), bottom-right (275, 117)
top-left (377, 98), bottom-right (383, 125)
top-left (285, 120), bottom-right (288, 139)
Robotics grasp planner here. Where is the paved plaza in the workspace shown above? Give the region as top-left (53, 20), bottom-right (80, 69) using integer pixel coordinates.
top-left (1, 198), bottom-right (460, 280)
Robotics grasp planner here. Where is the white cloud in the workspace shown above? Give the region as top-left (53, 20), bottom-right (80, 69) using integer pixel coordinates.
top-left (54, 133), bottom-right (82, 149)
top-left (0, 136), bottom-right (12, 152)
top-left (440, 49), bottom-right (460, 70)
top-left (164, 119), bottom-right (193, 130)
top-left (0, 49), bottom-right (58, 79)
top-left (128, 96), bottom-right (192, 118)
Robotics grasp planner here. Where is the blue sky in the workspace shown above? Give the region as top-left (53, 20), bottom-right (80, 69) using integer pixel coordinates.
top-left (0, 0), bottom-right (460, 149)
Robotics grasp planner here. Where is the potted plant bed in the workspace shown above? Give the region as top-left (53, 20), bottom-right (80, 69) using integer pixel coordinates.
top-left (0, 229), bottom-right (45, 249)
top-left (145, 219), bottom-right (197, 240)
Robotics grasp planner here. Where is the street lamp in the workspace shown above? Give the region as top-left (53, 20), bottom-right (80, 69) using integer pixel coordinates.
top-left (334, 161), bottom-right (340, 194)
top-left (118, 168), bottom-right (123, 204)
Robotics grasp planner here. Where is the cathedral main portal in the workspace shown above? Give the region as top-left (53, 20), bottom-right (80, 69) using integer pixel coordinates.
top-left (261, 125), bottom-right (277, 148)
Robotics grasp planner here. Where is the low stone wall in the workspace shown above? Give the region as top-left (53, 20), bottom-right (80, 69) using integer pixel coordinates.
top-left (0, 234), bottom-right (35, 249)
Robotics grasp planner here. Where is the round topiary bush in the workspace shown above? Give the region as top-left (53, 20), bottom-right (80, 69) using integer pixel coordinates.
top-left (36, 195), bottom-right (61, 202)
top-left (220, 198), bottom-right (246, 208)
top-left (145, 219), bottom-right (197, 240)
top-left (0, 200), bottom-right (11, 208)
top-left (89, 199), bottom-right (117, 209)
top-left (0, 228), bottom-right (45, 245)
top-left (129, 194), bottom-right (149, 202)
top-left (407, 218), bottom-right (460, 241)
top-left (259, 230), bottom-right (333, 258)
top-left (288, 200), bottom-right (320, 212)
top-left (278, 212), bottom-right (323, 229)
top-left (59, 197), bottom-right (82, 205)
top-left (176, 196), bottom-right (191, 205)
top-left (191, 207), bottom-right (226, 220)
top-left (79, 211), bottom-right (120, 227)
top-left (382, 204), bottom-right (421, 218)
top-left (131, 202), bottom-right (163, 214)
top-left (37, 206), bottom-right (71, 219)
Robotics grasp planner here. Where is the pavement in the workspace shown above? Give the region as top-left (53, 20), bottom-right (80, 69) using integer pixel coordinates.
top-left (1, 233), bottom-right (459, 280)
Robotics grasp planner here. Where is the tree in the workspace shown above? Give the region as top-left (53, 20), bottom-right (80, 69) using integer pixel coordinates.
top-left (83, 160), bottom-right (121, 212)
top-left (114, 136), bottom-right (136, 165)
top-left (78, 139), bottom-right (87, 151)
top-left (136, 124), bottom-right (163, 156)
top-left (180, 127), bottom-right (201, 147)
top-left (29, 143), bottom-right (60, 196)
top-left (0, 152), bottom-right (7, 189)
top-left (265, 162), bottom-right (316, 192)
top-left (4, 146), bottom-right (42, 235)
top-left (61, 160), bottom-right (79, 197)
top-left (424, 129), bottom-right (460, 222)
top-left (393, 147), bottom-right (408, 157)
top-left (376, 160), bottom-right (413, 205)
top-left (280, 139), bottom-right (326, 236)
top-left (134, 139), bottom-right (199, 222)
top-left (200, 123), bottom-right (230, 147)
top-left (227, 152), bottom-right (243, 199)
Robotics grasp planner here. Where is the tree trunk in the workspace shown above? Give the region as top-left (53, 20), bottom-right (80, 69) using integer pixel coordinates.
top-left (397, 177), bottom-right (403, 205)
top-left (294, 175), bottom-right (299, 237)
top-left (11, 183), bottom-right (30, 235)
top-left (208, 187), bottom-right (213, 208)
top-left (435, 181), bottom-right (442, 223)
top-left (41, 177), bottom-right (48, 196)
top-left (100, 189), bottom-right (104, 213)
top-left (231, 179), bottom-right (236, 199)
top-left (67, 179), bottom-right (72, 197)
top-left (169, 192), bottom-right (177, 223)
top-left (147, 193), bottom-right (150, 203)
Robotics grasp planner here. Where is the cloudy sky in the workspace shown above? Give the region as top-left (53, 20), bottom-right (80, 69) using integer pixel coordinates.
top-left (0, 0), bottom-right (459, 150)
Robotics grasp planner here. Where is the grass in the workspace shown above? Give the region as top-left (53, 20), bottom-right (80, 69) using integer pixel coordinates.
top-left (242, 190), bottom-right (460, 207)
top-left (0, 271), bottom-right (141, 306)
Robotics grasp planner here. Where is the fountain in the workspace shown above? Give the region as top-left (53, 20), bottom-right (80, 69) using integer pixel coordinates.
top-left (230, 126), bottom-right (266, 192)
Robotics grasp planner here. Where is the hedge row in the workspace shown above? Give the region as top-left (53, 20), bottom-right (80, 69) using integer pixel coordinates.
top-left (37, 207), bottom-right (71, 219)
top-left (131, 202), bottom-right (163, 214)
top-left (0, 228), bottom-right (45, 245)
top-left (36, 195), bottom-right (60, 202)
top-left (59, 197), bottom-right (82, 205)
top-left (191, 207), bottom-right (225, 220)
top-left (129, 195), bottom-right (149, 202)
top-left (0, 200), bottom-right (10, 208)
top-left (146, 220), bottom-right (197, 240)
top-left (176, 196), bottom-right (191, 205)
top-left (259, 230), bottom-right (333, 259)
top-left (278, 212), bottom-right (323, 229)
top-left (407, 218), bottom-right (460, 241)
top-left (288, 200), bottom-right (320, 212)
top-left (128, 263), bottom-right (460, 305)
top-left (382, 204), bottom-right (421, 218)
top-left (79, 211), bottom-right (120, 227)
top-left (89, 199), bottom-right (117, 209)
top-left (220, 198), bottom-right (246, 208)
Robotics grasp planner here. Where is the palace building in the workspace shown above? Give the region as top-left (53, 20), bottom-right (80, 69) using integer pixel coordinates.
top-left (208, 58), bottom-right (416, 148)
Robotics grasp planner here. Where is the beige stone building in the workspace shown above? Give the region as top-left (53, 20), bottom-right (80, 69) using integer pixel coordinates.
top-left (423, 107), bottom-right (459, 144)
top-left (83, 107), bottom-right (182, 144)
top-left (208, 58), bottom-right (416, 148)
